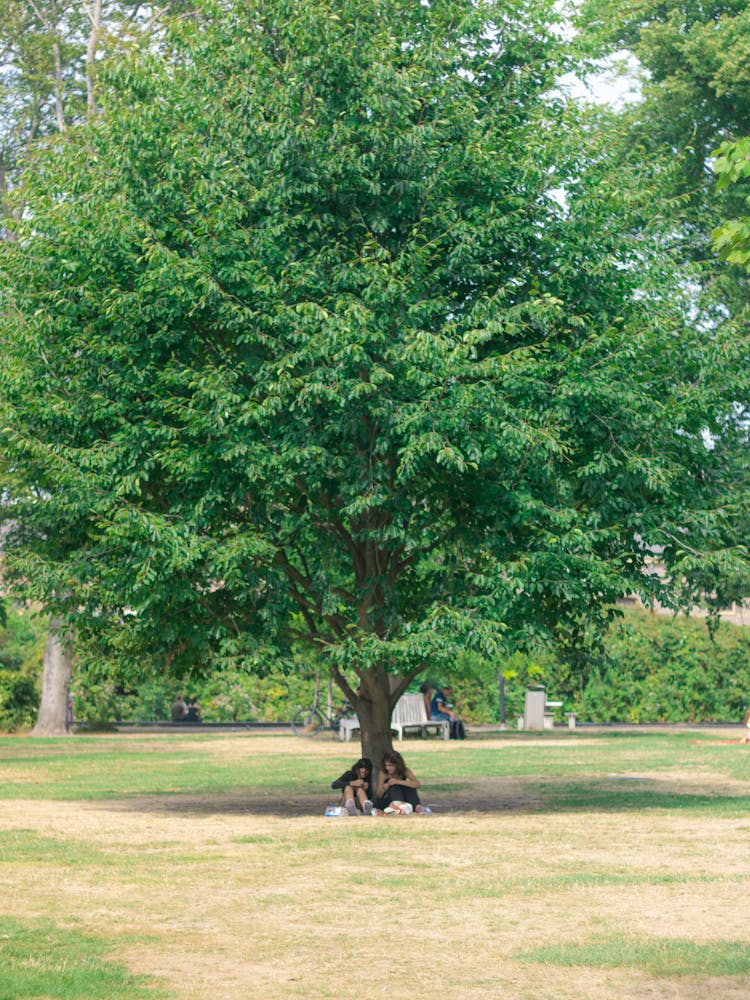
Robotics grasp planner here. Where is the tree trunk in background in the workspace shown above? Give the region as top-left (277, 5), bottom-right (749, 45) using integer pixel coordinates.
top-left (84, 0), bottom-right (103, 120)
top-left (33, 615), bottom-right (72, 735)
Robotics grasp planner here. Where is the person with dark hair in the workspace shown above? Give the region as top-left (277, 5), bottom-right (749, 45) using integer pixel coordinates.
top-left (170, 694), bottom-right (187, 722)
top-left (185, 696), bottom-right (202, 723)
top-left (374, 750), bottom-right (429, 813)
top-left (331, 758), bottom-right (374, 815)
top-left (430, 684), bottom-right (465, 739)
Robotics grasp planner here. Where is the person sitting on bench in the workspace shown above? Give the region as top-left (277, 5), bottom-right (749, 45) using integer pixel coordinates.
top-left (430, 685), bottom-right (465, 739)
top-left (184, 697), bottom-right (202, 723)
top-left (171, 695), bottom-right (187, 722)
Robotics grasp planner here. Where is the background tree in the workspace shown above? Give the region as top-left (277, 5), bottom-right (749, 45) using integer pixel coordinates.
top-left (0, 0), bottom-right (93, 732)
top-left (575, 0), bottom-right (750, 211)
top-left (0, 0), bottom-right (109, 228)
top-left (575, 0), bottom-right (750, 617)
top-left (574, 0), bottom-right (750, 341)
top-left (0, 0), bottom-right (188, 733)
top-left (1, 0), bottom-right (746, 761)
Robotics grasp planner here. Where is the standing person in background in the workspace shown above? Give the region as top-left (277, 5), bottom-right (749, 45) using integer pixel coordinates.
top-left (742, 706), bottom-right (750, 744)
top-left (430, 684), bottom-right (465, 740)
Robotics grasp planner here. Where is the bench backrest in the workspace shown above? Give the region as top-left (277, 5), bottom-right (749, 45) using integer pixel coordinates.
top-left (391, 693), bottom-right (428, 726)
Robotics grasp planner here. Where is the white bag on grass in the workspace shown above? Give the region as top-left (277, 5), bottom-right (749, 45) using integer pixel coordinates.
top-left (383, 801), bottom-right (413, 815)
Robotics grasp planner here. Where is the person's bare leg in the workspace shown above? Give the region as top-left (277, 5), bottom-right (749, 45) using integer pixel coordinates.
top-left (342, 785), bottom-right (358, 815)
top-left (355, 787), bottom-right (369, 811)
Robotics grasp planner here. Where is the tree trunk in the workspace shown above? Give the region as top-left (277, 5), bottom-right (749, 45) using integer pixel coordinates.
top-left (52, 42), bottom-right (66, 132)
top-left (33, 615), bottom-right (72, 735)
top-left (84, 0), bottom-right (103, 120)
top-left (355, 667), bottom-right (395, 773)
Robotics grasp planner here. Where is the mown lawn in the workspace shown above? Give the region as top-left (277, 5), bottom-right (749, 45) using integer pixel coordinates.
top-left (0, 728), bottom-right (748, 999)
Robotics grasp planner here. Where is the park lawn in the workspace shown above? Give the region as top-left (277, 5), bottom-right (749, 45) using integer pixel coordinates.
top-left (0, 730), bottom-right (749, 999)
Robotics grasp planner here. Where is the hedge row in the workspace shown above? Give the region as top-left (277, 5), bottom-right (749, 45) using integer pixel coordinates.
top-left (1, 606), bottom-right (748, 728)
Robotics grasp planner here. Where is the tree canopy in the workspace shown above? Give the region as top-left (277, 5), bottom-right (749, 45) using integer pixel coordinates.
top-left (575, 0), bottom-right (750, 305)
top-left (576, 0), bottom-right (750, 176)
top-left (714, 137), bottom-right (750, 266)
top-left (575, 0), bottom-right (750, 620)
top-left (1, 0), bottom-right (747, 757)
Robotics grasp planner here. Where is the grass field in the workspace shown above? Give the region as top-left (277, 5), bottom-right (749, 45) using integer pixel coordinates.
top-left (0, 728), bottom-right (749, 999)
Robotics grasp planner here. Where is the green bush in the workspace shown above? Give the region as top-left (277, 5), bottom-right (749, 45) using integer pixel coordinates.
top-left (414, 610), bottom-right (750, 726)
top-left (0, 670), bottom-right (39, 730)
top-left (11, 600), bottom-right (749, 728)
top-left (71, 663), bottom-right (347, 724)
top-left (0, 605), bottom-right (45, 730)
top-left (576, 610), bottom-right (750, 723)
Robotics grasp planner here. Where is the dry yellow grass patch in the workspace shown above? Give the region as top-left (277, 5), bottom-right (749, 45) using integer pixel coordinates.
top-left (1, 734), bottom-right (749, 999)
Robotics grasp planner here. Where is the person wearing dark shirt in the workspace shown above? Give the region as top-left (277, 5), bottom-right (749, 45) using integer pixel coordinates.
top-left (171, 695), bottom-right (187, 722)
top-left (374, 750), bottom-right (427, 813)
top-left (331, 758), bottom-right (374, 815)
top-left (430, 685), bottom-right (465, 739)
top-left (185, 697), bottom-right (202, 723)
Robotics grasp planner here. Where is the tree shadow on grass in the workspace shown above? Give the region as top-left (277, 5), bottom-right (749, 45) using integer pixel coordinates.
top-left (105, 775), bottom-right (750, 819)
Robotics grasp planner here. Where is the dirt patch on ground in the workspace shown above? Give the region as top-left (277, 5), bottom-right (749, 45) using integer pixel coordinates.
top-left (106, 780), bottom-right (544, 818)
top-left (99, 768), bottom-right (748, 820)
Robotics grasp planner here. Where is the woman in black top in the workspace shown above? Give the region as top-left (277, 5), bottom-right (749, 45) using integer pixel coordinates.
top-left (375, 750), bottom-right (423, 811)
top-left (185, 697), bottom-right (202, 723)
top-left (331, 758), bottom-right (374, 815)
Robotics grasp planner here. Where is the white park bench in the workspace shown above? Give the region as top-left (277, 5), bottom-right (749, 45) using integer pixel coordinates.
top-left (338, 715), bottom-right (360, 741)
top-left (338, 693), bottom-right (451, 741)
top-left (544, 700), bottom-right (563, 729)
top-left (391, 693), bottom-right (450, 741)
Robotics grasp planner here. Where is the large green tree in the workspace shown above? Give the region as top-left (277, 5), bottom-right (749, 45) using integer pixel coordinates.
top-left (0, 0), bottom-right (194, 733)
top-left (1, 0), bottom-right (745, 761)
